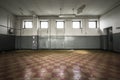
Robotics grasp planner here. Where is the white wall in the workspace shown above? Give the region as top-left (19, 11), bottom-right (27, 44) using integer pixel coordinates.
top-left (15, 16), bottom-right (101, 36)
top-left (0, 7), bottom-right (15, 34)
top-left (100, 6), bottom-right (120, 34)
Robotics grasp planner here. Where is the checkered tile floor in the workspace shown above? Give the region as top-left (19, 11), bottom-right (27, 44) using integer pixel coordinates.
top-left (0, 50), bottom-right (120, 80)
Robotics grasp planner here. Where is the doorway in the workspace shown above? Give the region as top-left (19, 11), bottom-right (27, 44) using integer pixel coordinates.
top-left (106, 27), bottom-right (113, 51)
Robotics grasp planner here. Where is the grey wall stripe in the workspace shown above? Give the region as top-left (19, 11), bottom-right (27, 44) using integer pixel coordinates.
top-left (0, 33), bottom-right (119, 52)
top-left (15, 36), bottom-right (101, 50)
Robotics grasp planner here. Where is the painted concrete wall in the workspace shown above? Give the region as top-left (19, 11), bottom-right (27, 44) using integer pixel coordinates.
top-left (100, 6), bottom-right (120, 52)
top-left (0, 7), bottom-right (15, 51)
top-left (100, 6), bottom-right (120, 34)
top-left (0, 7), bottom-right (15, 34)
top-left (15, 16), bottom-right (101, 49)
top-left (15, 16), bottom-right (100, 36)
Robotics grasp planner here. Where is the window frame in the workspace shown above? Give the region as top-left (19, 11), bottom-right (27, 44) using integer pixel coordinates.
top-left (40, 21), bottom-right (49, 29)
top-left (56, 21), bottom-right (65, 29)
top-left (23, 21), bottom-right (33, 29)
top-left (88, 21), bottom-right (97, 28)
top-left (72, 21), bottom-right (82, 29)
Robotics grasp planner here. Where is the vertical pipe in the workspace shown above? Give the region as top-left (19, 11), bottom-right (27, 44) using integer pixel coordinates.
top-left (36, 17), bottom-right (39, 50)
top-left (7, 15), bottom-right (9, 34)
top-left (47, 20), bottom-right (49, 49)
top-left (63, 20), bottom-right (65, 49)
top-left (20, 17), bottom-right (22, 49)
top-left (49, 19), bottom-right (51, 49)
top-left (38, 19), bottom-right (41, 49)
top-left (32, 15), bottom-right (35, 49)
top-left (55, 21), bottom-right (57, 49)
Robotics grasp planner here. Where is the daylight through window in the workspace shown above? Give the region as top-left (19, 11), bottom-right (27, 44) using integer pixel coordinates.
top-left (23, 21), bottom-right (33, 28)
top-left (56, 21), bottom-right (64, 28)
top-left (40, 21), bottom-right (48, 29)
top-left (72, 21), bottom-right (81, 28)
top-left (89, 21), bottom-right (97, 28)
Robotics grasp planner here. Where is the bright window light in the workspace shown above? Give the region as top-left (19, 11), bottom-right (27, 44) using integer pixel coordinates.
top-left (41, 21), bottom-right (48, 29)
top-left (24, 21), bottom-right (33, 28)
top-left (89, 21), bottom-right (97, 28)
top-left (57, 21), bottom-right (64, 28)
top-left (72, 21), bottom-right (81, 28)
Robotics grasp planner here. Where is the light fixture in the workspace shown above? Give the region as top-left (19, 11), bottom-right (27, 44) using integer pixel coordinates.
top-left (59, 8), bottom-right (76, 17)
top-left (19, 8), bottom-right (24, 15)
top-left (77, 4), bottom-right (86, 14)
top-left (59, 14), bottom-right (76, 17)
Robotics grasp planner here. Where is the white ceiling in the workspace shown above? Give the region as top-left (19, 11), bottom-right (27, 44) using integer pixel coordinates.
top-left (0, 0), bottom-right (120, 16)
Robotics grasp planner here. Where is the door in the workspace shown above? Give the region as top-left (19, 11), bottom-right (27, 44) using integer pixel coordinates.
top-left (106, 27), bottom-right (113, 51)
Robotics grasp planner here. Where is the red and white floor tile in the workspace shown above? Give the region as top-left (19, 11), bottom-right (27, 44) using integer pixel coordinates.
top-left (0, 50), bottom-right (120, 80)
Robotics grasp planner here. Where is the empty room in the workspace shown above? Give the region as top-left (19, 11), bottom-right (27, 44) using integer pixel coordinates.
top-left (0, 0), bottom-right (120, 80)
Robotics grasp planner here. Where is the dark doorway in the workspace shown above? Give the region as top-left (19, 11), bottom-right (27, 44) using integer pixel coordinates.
top-left (106, 27), bottom-right (113, 51)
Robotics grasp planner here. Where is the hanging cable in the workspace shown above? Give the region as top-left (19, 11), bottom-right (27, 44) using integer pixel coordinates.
top-left (72, 8), bottom-right (75, 14)
top-left (60, 8), bottom-right (62, 15)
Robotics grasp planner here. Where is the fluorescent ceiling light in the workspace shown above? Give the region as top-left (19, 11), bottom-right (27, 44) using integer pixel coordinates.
top-left (59, 14), bottom-right (76, 17)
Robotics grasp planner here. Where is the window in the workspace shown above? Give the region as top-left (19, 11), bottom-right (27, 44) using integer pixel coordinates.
top-left (89, 21), bottom-right (97, 28)
top-left (40, 21), bottom-right (48, 29)
top-left (23, 21), bottom-right (33, 28)
top-left (72, 21), bottom-right (81, 28)
top-left (56, 21), bottom-right (64, 29)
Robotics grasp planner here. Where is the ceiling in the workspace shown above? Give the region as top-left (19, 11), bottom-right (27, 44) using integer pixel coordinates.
top-left (0, 0), bottom-right (120, 16)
